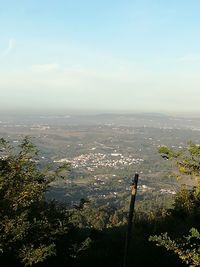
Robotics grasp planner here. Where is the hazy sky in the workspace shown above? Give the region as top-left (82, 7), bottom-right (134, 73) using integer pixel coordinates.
top-left (1, 0), bottom-right (200, 114)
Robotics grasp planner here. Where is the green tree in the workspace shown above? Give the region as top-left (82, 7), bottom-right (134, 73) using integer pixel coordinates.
top-left (149, 228), bottom-right (200, 267)
top-left (150, 142), bottom-right (200, 266)
top-left (159, 141), bottom-right (200, 177)
top-left (0, 137), bottom-right (86, 266)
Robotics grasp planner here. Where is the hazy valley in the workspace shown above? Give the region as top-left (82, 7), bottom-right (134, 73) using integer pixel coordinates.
top-left (1, 112), bottom-right (199, 207)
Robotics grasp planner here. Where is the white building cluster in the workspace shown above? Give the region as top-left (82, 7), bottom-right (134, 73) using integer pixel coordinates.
top-left (54, 153), bottom-right (144, 171)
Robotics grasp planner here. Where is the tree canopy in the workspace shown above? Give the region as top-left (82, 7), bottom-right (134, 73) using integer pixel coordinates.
top-left (150, 142), bottom-right (200, 267)
top-left (0, 137), bottom-right (86, 266)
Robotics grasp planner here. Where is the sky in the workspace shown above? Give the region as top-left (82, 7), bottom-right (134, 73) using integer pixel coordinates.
top-left (1, 0), bottom-right (200, 114)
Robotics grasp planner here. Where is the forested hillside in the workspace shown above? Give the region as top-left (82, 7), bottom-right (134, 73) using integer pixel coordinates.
top-left (0, 138), bottom-right (199, 267)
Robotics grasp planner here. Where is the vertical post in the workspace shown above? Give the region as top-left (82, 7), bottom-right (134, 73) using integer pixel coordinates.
top-left (123, 173), bottom-right (139, 267)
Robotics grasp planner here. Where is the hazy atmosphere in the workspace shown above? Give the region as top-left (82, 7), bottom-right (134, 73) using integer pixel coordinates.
top-left (2, 2), bottom-right (200, 267)
top-left (1, 0), bottom-right (200, 114)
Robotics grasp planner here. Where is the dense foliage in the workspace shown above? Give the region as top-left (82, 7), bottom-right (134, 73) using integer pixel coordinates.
top-left (150, 228), bottom-right (200, 267)
top-left (150, 142), bottom-right (200, 266)
top-left (1, 138), bottom-right (200, 267)
top-left (0, 138), bottom-right (90, 266)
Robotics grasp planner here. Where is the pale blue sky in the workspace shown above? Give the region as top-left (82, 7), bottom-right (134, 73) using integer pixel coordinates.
top-left (1, 0), bottom-right (200, 114)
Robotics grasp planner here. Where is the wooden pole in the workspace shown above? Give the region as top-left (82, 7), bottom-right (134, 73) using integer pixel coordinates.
top-left (123, 173), bottom-right (139, 267)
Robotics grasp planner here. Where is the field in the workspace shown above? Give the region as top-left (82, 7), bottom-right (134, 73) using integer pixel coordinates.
top-left (1, 112), bottom-right (200, 207)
